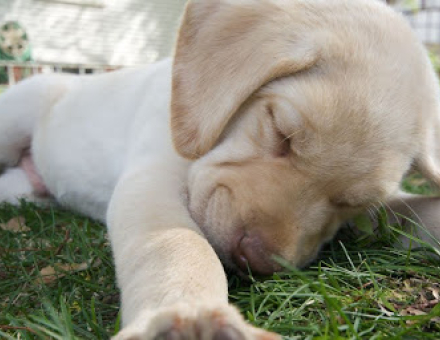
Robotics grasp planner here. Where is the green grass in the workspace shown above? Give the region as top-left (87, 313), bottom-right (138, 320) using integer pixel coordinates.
top-left (1, 176), bottom-right (440, 339)
top-left (0, 204), bottom-right (118, 339)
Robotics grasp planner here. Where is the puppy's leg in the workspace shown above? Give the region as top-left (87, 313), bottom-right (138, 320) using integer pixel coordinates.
top-left (0, 74), bottom-right (68, 168)
top-left (0, 168), bottom-right (34, 204)
top-left (108, 162), bottom-right (278, 340)
top-left (385, 191), bottom-right (440, 248)
top-left (0, 155), bottom-right (51, 205)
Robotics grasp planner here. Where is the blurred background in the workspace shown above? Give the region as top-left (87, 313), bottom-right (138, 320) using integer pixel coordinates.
top-left (0, 0), bottom-right (438, 88)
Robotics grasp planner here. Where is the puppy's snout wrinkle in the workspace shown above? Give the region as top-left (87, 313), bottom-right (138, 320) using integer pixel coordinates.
top-left (232, 233), bottom-right (281, 276)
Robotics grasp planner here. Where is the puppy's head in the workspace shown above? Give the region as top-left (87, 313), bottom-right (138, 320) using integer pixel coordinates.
top-left (171, 0), bottom-right (440, 274)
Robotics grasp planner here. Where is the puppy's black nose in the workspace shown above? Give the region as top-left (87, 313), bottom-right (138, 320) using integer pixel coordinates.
top-left (232, 234), bottom-right (281, 275)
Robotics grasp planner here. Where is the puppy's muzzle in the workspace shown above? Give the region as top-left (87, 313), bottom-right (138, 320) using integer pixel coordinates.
top-left (232, 233), bottom-right (281, 275)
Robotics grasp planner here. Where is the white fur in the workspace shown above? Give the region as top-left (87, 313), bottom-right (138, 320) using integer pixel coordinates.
top-left (0, 168), bottom-right (34, 204)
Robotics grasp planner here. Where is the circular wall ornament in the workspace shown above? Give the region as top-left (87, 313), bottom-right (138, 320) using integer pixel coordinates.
top-left (0, 21), bottom-right (32, 61)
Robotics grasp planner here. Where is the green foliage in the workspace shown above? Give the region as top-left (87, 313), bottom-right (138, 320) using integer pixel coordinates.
top-left (0, 203), bottom-right (119, 339)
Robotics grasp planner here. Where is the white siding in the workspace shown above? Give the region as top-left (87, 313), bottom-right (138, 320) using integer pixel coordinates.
top-left (0, 0), bottom-right (187, 66)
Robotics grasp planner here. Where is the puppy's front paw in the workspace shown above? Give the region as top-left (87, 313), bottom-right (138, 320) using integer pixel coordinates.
top-left (112, 303), bottom-right (279, 340)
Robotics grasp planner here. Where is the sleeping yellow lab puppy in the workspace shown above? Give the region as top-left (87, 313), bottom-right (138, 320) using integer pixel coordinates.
top-left (0, 0), bottom-right (440, 338)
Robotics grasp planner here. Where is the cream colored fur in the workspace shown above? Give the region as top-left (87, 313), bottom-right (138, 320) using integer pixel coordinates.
top-left (0, 0), bottom-right (440, 339)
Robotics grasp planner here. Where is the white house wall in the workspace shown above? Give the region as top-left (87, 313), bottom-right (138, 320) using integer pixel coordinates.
top-left (0, 0), bottom-right (187, 66)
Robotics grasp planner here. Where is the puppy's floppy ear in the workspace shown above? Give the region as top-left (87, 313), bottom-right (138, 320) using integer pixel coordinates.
top-left (171, 0), bottom-right (320, 159)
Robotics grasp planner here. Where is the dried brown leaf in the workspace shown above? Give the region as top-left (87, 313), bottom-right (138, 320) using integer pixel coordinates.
top-left (404, 307), bottom-right (427, 316)
top-left (36, 259), bottom-right (102, 284)
top-left (0, 217), bottom-right (30, 233)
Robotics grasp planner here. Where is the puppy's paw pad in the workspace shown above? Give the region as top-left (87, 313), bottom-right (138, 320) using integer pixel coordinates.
top-left (113, 304), bottom-right (280, 340)
top-left (212, 326), bottom-right (244, 340)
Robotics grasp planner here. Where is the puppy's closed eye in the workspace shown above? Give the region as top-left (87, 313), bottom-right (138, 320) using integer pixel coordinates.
top-left (266, 105), bottom-right (292, 158)
top-left (274, 132), bottom-right (291, 158)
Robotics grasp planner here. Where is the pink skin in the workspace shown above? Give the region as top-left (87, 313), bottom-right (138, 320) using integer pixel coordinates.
top-left (232, 232), bottom-right (282, 276)
top-left (19, 150), bottom-right (50, 197)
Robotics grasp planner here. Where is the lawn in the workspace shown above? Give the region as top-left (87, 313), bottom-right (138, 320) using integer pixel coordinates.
top-left (0, 175), bottom-right (439, 340)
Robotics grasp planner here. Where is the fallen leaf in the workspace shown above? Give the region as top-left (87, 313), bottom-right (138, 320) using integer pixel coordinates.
top-left (404, 307), bottom-right (427, 316)
top-left (36, 259), bottom-right (102, 284)
top-left (0, 217), bottom-right (30, 232)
